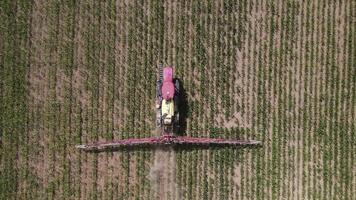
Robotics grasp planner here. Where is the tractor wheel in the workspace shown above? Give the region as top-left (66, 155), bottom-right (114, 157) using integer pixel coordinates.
top-left (174, 79), bottom-right (180, 106)
top-left (156, 80), bottom-right (162, 98)
top-left (174, 79), bottom-right (180, 94)
top-left (156, 111), bottom-right (162, 128)
top-left (174, 112), bottom-right (180, 125)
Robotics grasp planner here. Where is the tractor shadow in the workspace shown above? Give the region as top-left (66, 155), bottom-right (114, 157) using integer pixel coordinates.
top-left (173, 78), bottom-right (262, 151)
top-left (87, 143), bottom-right (262, 153)
top-left (175, 78), bottom-right (188, 137)
top-left (173, 142), bottom-right (262, 152)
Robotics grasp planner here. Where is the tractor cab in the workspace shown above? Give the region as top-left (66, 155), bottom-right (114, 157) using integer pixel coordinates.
top-left (162, 99), bottom-right (174, 125)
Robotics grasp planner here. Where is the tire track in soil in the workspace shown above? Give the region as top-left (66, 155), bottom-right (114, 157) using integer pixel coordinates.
top-left (317, 2), bottom-right (328, 199)
top-left (264, 1), bottom-right (278, 198)
top-left (343, 2), bottom-right (355, 199)
top-left (244, 2), bottom-right (257, 199)
top-left (222, 1), bottom-right (250, 131)
top-left (72, 1), bottom-right (93, 199)
top-left (160, 1), bottom-right (182, 199)
top-left (43, 1), bottom-right (62, 198)
top-left (282, 1), bottom-right (298, 198)
top-left (255, 1), bottom-right (270, 199)
top-left (114, 0), bottom-right (127, 133)
top-left (311, 2), bottom-right (324, 198)
top-left (328, 1), bottom-right (340, 198)
top-left (258, 0), bottom-right (270, 199)
top-left (153, 6), bottom-right (180, 200)
top-left (96, 1), bottom-right (111, 198)
top-left (307, 1), bottom-right (317, 198)
top-left (288, 1), bottom-right (304, 199)
top-left (263, 0), bottom-right (274, 198)
top-left (290, 2), bottom-right (302, 197)
top-left (332, 2), bottom-right (343, 197)
top-left (185, 0), bottom-right (193, 135)
top-left (210, 1), bottom-right (222, 198)
top-left (202, 1), bottom-right (215, 199)
top-left (134, 0), bottom-right (150, 197)
top-left (296, 1), bottom-right (307, 198)
top-left (331, 1), bottom-right (348, 197)
top-left (57, 1), bottom-right (78, 197)
top-left (300, 1), bottom-right (312, 199)
top-left (239, 0), bottom-right (251, 198)
top-left (170, 1), bottom-right (178, 67)
top-left (19, 0), bottom-right (40, 198)
top-left (300, 1), bottom-right (311, 199)
top-left (253, 1), bottom-right (270, 198)
top-left (324, 2), bottom-right (335, 198)
top-left (340, 1), bottom-right (350, 198)
top-left (289, 1), bottom-right (305, 199)
top-left (231, 0), bottom-right (241, 195)
top-left (198, 0), bottom-right (211, 182)
top-left (269, 0), bottom-right (283, 199)
top-left (277, 1), bottom-right (288, 198)
top-left (252, 1), bottom-right (266, 198)
top-left (107, 0), bottom-right (129, 198)
top-left (213, 0), bottom-right (230, 129)
top-left (70, 0), bottom-right (89, 197)
top-left (318, 2), bottom-right (330, 199)
top-left (27, 1), bottom-right (51, 197)
top-left (149, 148), bottom-right (181, 200)
top-left (79, 1), bottom-right (97, 199)
top-left (332, 1), bottom-right (346, 198)
top-left (164, 0), bottom-right (171, 65)
top-left (190, 4), bottom-right (206, 198)
top-left (125, 1), bottom-right (142, 198)
top-left (279, 1), bottom-right (288, 198)
top-left (119, 0), bottom-right (135, 198)
top-left (242, 1), bottom-right (258, 199)
top-left (181, 1), bottom-right (195, 199)
top-left (312, 1), bottom-right (326, 198)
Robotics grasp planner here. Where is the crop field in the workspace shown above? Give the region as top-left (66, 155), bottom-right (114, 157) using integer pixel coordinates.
top-left (0, 0), bottom-right (355, 199)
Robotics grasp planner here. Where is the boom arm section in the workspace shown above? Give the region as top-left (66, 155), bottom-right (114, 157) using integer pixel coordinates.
top-left (172, 136), bottom-right (261, 145)
top-left (76, 135), bottom-right (261, 151)
top-left (75, 137), bottom-right (164, 151)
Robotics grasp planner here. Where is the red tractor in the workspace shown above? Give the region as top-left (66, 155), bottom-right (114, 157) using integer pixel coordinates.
top-left (155, 66), bottom-right (180, 134)
top-left (76, 66), bottom-right (260, 151)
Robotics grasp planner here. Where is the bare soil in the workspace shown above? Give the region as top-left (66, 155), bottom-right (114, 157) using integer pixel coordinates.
top-left (149, 148), bottom-right (181, 200)
top-left (27, 0), bottom-right (52, 194)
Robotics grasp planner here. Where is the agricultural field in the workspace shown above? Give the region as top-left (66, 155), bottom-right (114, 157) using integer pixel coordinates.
top-left (0, 0), bottom-right (355, 199)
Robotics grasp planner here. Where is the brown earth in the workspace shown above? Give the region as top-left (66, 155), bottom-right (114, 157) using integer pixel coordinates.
top-left (149, 148), bottom-right (181, 200)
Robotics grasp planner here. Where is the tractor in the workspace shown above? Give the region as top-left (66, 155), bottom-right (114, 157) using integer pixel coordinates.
top-left (155, 66), bottom-right (180, 134)
top-left (76, 66), bottom-right (260, 151)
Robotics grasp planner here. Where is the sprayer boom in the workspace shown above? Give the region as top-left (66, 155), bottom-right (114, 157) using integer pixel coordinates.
top-left (76, 66), bottom-right (261, 152)
top-left (75, 135), bottom-right (261, 151)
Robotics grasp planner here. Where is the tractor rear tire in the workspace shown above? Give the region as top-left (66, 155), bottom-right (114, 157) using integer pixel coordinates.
top-left (174, 79), bottom-right (180, 94)
top-left (156, 80), bottom-right (162, 98)
top-left (174, 79), bottom-right (180, 106)
top-left (174, 112), bottom-right (179, 125)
